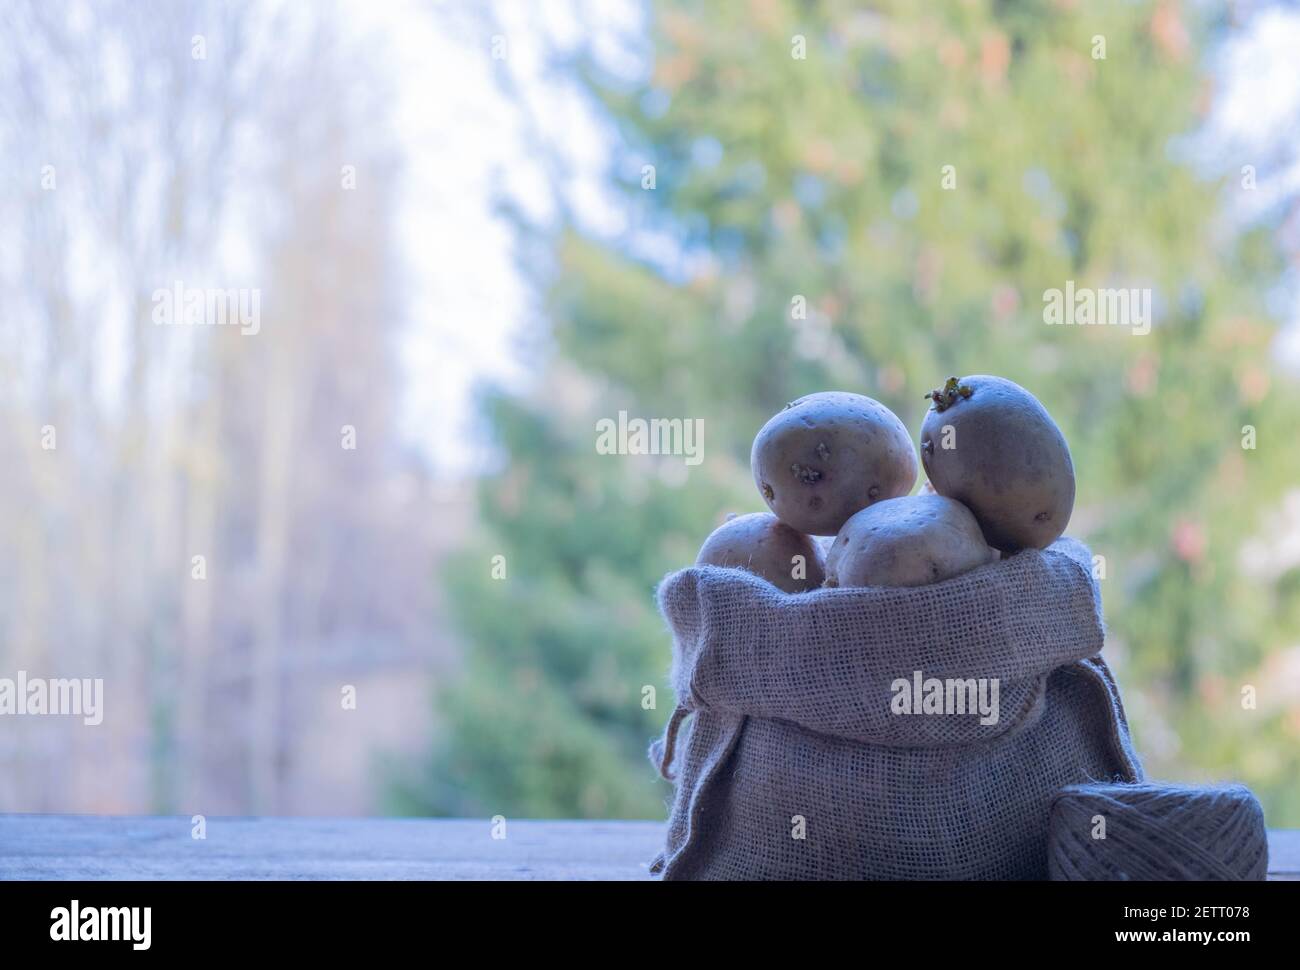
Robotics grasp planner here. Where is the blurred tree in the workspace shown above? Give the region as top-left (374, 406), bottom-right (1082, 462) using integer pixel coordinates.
top-left (400, 0), bottom-right (1300, 821)
top-left (0, 0), bottom-right (439, 816)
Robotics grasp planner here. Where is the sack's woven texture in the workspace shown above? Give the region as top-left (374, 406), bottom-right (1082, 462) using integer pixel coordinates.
top-left (649, 537), bottom-right (1142, 880)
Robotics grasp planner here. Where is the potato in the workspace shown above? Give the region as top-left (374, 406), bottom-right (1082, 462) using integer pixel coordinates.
top-left (696, 512), bottom-right (826, 593)
top-left (919, 375), bottom-right (1075, 553)
top-left (824, 494), bottom-right (994, 588)
top-left (751, 392), bottom-right (917, 536)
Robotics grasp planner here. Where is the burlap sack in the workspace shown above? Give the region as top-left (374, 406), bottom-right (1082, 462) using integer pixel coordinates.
top-left (649, 537), bottom-right (1142, 880)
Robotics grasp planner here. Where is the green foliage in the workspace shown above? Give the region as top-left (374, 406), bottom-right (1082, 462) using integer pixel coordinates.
top-left (398, 0), bottom-right (1300, 823)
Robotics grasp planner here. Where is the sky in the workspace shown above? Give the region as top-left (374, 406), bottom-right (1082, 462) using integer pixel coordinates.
top-left (349, 0), bottom-right (642, 478)
top-left (357, 0), bottom-right (1300, 478)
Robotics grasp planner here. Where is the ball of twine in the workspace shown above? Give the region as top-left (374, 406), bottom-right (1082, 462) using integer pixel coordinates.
top-left (1048, 782), bottom-right (1268, 881)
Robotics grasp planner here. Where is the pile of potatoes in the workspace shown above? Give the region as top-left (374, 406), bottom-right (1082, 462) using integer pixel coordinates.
top-left (697, 375), bottom-right (1075, 592)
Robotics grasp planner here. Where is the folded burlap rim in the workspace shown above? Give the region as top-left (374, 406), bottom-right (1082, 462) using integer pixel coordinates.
top-left (652, 536), bottom-right (1109, 776)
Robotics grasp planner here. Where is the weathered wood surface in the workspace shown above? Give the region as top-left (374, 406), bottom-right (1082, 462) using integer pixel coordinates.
top-left (0, 816), bottom-right (663, 881)
top-left (0, 816), bottom-right (1296, 880)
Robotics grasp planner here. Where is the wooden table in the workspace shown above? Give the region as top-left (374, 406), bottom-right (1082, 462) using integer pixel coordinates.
top-left (1, 815), bottom-right (1295, 880)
